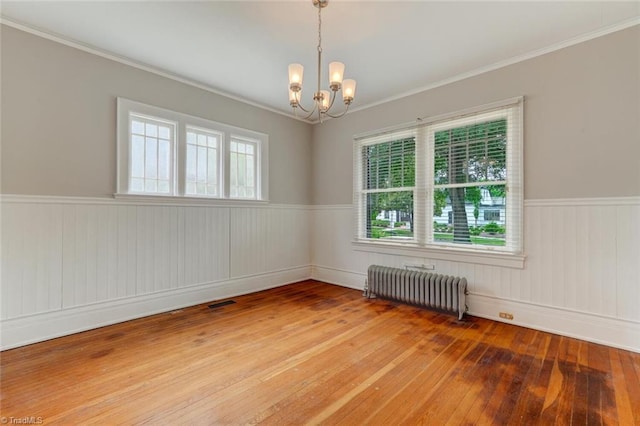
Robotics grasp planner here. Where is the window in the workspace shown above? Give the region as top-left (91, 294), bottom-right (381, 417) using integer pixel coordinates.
top-left (484, 209), bottom-right (501, 222)
top-left (186, 127), bottom-right (221, 197)
top-left (354, 97), bottom-right (523, 255)
top-left (129, 115), bottom-right (175, 195)
top-left (362, 135), bottom-right (415, 239)
top-left (117, 98), bottom-right (268, 201)
top-left (229, 137), bottom-right (258, 199)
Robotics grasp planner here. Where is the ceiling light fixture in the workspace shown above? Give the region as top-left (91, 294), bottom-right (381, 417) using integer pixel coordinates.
top-left (288, 0), bottom-right (356, 123)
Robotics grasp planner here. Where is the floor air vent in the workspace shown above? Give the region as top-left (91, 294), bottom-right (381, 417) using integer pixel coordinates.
top-left (208, 300), bottom-right (236, 309)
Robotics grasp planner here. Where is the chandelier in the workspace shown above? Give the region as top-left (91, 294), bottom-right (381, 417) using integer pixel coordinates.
top-left (288, 0), bottom-right (357, 122)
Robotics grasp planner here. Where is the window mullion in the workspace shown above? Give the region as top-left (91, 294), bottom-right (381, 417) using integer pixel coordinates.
top-left (416, 127), bottom-right (428, 246)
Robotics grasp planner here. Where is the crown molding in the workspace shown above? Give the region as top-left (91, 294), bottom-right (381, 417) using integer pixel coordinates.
top-left (347, 17), bottom-right (640, 116)
top-left (2, 16), bottom-right (638, 125)
top-left (0, 16), bottom-right (313, 124)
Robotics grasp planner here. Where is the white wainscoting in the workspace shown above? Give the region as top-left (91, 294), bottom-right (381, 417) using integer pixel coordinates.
top-left (0, 195), bottom-right (311, 349)
top-left (311, 198), bottom-right (640, 353)
top-left (2, 195), bottom-right (639, 352)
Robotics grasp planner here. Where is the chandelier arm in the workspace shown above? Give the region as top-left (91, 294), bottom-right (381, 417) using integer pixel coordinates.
top-left (324, 103), bottom-right (351, 119)
top-left (326, 89), bottom-right (338, 112)
top-left (300, 104), bottom-right (320, 121)
top-left (293, 90), bottom-right (313, 114)
top-left (294, 102), bottom-right (312, 114)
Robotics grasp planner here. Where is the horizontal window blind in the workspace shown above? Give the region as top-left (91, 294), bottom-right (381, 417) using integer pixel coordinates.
top-left (354, 97), bottom-right (523, 254)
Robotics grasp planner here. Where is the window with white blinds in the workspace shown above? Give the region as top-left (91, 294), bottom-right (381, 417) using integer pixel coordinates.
top-left (117, 98), bottom-right (268, 201)
top-left (354, 97), bottom-right (523, 254)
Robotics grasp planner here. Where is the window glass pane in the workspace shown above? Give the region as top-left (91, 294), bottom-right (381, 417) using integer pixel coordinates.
top-left (131, 178), bottom-right (144, 192)
top-left (197, 146), bottom-right (207, 182)
top-left (230, 152), bottom-right (237, 186)
top-left (158, 140), bottom-right (170, 180)
top-left (145, 123), bottom-right (157, 137)
top-left (145, 137), bottom-right (157, 179)
top-left (238, 153), bottom-right (246, 186)
top-left (187, 131), bottom-right (196, 145)
top-left (229, 140), bottom-right (257, 199)
top-left (128, 115), bottom-right (175, 195)
top-left (185, 128), bottom-right (221, 197)
top-left (246, 157), bottom-right (254, 186)
top-left (450, 144), bottom-right (467, 184)
top-left (208, 149), bottom-right (217, 185)
top-left (131, 120), bottom-right (145, 135)
top-left (145, 179), bottom-right (157, 193)
top-left (131, 135), bottom-right (145, 178)
top-left (158, 180), bottom-right (170, 194)
top-left (434, 145), bottom-right (449, 185)
top-left (432, 185), bottom-right (506, 247)
top-left (364, 138), bottom-right (415, 190)
top-left (434, 119), bottom-right (506, 185)
top-left (365, 191), bottom-right (414, 240)
top-left (186, 144), bottom-right (197, 184)
top-left (159, 126), bottom-right (170, 140)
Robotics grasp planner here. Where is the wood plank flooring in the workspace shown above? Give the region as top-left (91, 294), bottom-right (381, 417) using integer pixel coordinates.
top-left (1, 281), bottom-right (639, 425)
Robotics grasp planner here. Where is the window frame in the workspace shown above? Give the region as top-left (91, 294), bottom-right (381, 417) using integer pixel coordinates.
top-left (185, 125), bottom-right (223, 198)
top-left (127, 113), bottom-right (177, 196)
top-left (117, 98), bottom-right (269, 202)
top-left (353, 97), bottom-right (524, 268)
top-left (228, 135), bottom-right (261, 200)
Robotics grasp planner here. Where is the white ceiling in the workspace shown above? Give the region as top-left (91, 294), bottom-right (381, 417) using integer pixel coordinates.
top-left (2, 1), bottom-right (639, 119)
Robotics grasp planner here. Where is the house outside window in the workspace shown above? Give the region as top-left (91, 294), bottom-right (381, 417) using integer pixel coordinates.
top-left (354, 97), bottom-right (523, 255)
top-left (484, 209), bottom-right (501, 222)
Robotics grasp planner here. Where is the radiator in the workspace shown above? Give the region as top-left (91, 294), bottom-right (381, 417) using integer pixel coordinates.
top-left (364, 265), bottom-right (468, 320)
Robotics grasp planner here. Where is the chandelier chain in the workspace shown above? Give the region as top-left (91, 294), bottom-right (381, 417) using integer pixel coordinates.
top-left (317, 4), bottom-right (322, 54)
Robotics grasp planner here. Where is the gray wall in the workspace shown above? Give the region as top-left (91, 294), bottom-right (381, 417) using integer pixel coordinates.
top-left (2, 24), bottom-right (638, 206)
top-left (311, 26), bottom-right (640, 205)
top-left (1, 25), bottom-right (312, 205)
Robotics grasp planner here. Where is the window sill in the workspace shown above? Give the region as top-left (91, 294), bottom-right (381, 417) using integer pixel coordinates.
top-left (352, 240), bottom-right (526, 269)
top-left (113, 193), bottom-right (269, 207)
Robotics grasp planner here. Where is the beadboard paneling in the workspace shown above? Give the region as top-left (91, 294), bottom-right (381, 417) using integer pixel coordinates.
top-left (2, 203), bottom-right (64, 319)
top-left (230, 207), bottom-right (310, 277)
top-left (311, 198), bottom-right (640, 351)
top-left (0, 197), bottom-right (310, 342)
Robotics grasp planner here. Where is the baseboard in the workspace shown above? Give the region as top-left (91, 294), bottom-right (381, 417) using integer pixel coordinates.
top-left (4, 264), bottom-right (638, 353)
top-left (311, 265), bottom-right (365, 291)
top-left (468, 293), bottom-right (640, 353)
top-left (0, 266), bottom-right (311, 350)
top-left (311, 266), bottom-right (640, 353)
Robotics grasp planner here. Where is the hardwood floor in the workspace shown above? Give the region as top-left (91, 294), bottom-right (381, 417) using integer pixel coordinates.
top-left (1, 280), bottom-right (639, 425)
